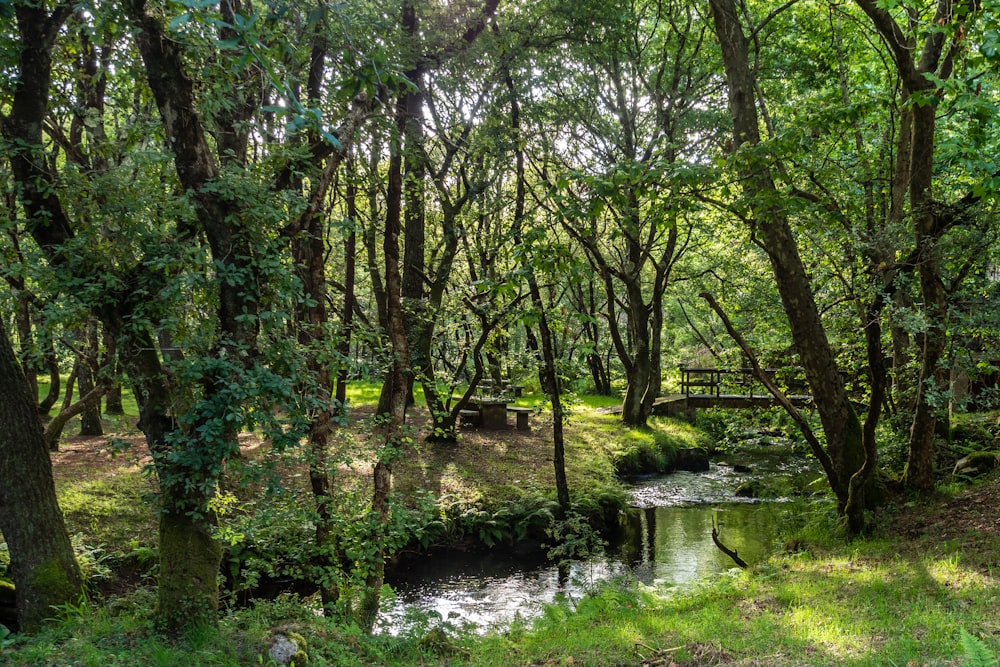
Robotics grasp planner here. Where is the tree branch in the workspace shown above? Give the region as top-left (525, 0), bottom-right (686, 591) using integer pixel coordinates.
top-left (711, 519), bottom-right (748, 569)
top-left (699, 291), bottom-right (839, 490)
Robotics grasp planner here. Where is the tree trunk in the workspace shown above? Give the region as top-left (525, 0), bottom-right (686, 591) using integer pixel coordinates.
top-left (852, 0), bottom-right (971, 492)
top-left (360, 97), bottom-right (412, 631)
top-left (104, 380), bottom-right (124, 415)
top-left (37, 343), bottom-right (61, 417)
top-left (709, 0), bottom-right (865, 514)
top-left (155, 503), bottom-right (222, 630)
top-left (126, 0), bottom-right (263, 631)
top-left (13, 295), bottom-right (38, 406)
top-left (503, 54), bottom-right (570, 514)
top-left (103, 330), bottom-right (124, 416)
top-left (398, 0), bottom-right (426, 410)
top-left (77, 320), bottom-right (103, 436)
top-left (44, 380), bottom-right (107, 451)
top-left (336, 158), bottom-right (359, 408)
top-left (902, 106), bottom-right (947, 491)
top-left (621, 278), bottom-right (653, 427)
top-left (578, 281), bottom-right (612, 394)
top-left (0, 319), bottom-right (84, 633)
top-left (622, 352), bottom-right (652, 427)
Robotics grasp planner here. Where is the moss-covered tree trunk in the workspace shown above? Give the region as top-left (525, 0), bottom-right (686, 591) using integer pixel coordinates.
top-left (0, 319), bottom-right (84, 633)
top-left (155, 503), bottom-right (223, 629)
top-left (126, 0), bottom-right (264, 631)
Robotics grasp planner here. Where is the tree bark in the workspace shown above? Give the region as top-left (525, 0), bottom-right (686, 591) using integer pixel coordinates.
top-left (360, 114), bottom-right (412, 631)
top-left (852, 0), bottom-right (974, 492)
top-left (77, 320), bottom-right (103, 436)
top-left (125, 0), bottom-right (264, 630)
top-left (37, 344), bottom-right (62, 417)
top-left (709, 0), bottom-right (865, 517)
top-left (0, 318), bottom-right (84, 633)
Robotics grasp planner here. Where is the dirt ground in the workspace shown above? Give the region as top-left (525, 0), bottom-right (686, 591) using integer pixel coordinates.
top-left (886, 474), bottom-right (1000, 572)
top-left (49, 407), bottom-right (559, 501)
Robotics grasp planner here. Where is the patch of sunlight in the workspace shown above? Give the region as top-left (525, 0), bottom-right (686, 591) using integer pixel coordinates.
top-left (435, 461), bottom-right (480, 500)
top-left (786, 605), bottom-right (861, 658)
top-left (925, 555), bottom-right (998, 591)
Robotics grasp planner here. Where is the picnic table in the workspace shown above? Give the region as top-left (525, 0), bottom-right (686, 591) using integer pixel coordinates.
top-left (460, 398), bottom-right (532, 430)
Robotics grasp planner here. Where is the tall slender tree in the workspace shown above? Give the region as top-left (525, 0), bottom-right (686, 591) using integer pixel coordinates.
top-left (709, 0), bottom-right (868, 529)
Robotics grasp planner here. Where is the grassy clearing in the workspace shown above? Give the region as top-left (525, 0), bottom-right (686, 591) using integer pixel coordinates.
top-left (467, 531), bottom-right (1000, 666)
top-left (571, 408), bottom-right (710, 476)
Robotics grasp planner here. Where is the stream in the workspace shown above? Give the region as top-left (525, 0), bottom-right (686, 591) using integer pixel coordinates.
top-left (378, 448), bottom-right (820, 634)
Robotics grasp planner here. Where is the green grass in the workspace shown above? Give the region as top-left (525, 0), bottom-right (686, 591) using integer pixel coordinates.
top-left (571, 392), bottom-right (625, 410)
top-left (342, 379), bottom-right (391, 407)
top-left (16, 377), bottom-right (998, 665)
top-left (37, 376), bottom-right (141, 420)
top-left (56, 473), bottom-right (159, 558)
top-left (571, 409), bottom-right (710, 477)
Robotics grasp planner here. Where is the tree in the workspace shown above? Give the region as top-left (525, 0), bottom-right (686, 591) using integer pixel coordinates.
top-left (540, 0), bottom-right (713, 426)
top-left (852, 0), bottom-right (985, 492)
top-left (0, 318), bottom-right (84, 633)
top-left (498, 27), bottom-right (572, 514)
top-left (2, 0), bottom-right (323, 632)
top-left (709, 0), bottom-right (869, 530)
top-left (385, 0), bottom-right (500, 440)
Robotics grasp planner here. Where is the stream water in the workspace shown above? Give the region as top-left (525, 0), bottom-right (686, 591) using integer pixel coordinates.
top-left (379, 449), bottom-right (820, 634)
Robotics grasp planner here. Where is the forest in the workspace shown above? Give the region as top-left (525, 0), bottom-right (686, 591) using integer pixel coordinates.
top-left (2, 0), bottom-right (1000, 664)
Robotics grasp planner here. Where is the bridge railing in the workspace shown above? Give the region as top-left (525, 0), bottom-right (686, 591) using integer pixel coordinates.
top-left (679, 366), bottom-right (807, 398)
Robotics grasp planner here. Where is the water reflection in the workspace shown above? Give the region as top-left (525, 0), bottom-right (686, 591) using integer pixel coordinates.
top-left (620, 504), bottom-right (779, 587)
top-left (380, 462), bottom-right (805, 633)
top-left (381, 550), bottom-right (630, 633)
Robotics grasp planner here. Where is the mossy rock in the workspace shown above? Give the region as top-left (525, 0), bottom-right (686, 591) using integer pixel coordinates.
top-left (269, 631), bottom-right (308, 666)
top-left (674, 447), bottom-right (710, 472)
top-left (951, 422), bottom-right (996, 447)
top-left (953, 451), bottom-right (1000, 477)
top-left (734, 480), bottom-right (763, 498)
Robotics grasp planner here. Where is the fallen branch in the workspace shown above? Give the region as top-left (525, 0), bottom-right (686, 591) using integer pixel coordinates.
top-left (711, 519), bottom-right (748, 569)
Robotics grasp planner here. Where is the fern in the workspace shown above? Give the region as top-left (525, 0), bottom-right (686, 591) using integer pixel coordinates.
top-left (960, 629), bottom-right (998, 667)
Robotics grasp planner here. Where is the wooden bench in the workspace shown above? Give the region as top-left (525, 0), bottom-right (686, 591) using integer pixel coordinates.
top-left (507, 406), bottom-right (532, 431)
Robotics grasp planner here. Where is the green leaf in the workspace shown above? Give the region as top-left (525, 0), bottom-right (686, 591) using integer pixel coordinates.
top-left (167, 12), bottom-right (192, 31)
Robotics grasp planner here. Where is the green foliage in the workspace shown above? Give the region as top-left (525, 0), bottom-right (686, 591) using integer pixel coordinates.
top-left (960, 629), bottom-right (998, 667)
top-left (0, 624), bottom-right (16, 650)
top-left (70, 536), bottom-right (113, 585)
top-left (545, 511), bottom-right (606, 568)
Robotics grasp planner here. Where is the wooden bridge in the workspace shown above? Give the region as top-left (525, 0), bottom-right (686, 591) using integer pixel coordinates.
top-left (649, 367), bottom-right (813, 418)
